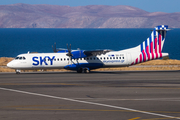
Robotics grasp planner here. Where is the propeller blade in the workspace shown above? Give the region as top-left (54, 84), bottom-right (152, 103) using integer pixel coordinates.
top-left (70, 44), bottom-right (71, 52)
top-left (52, 42), bottom-right (57, 53)
top-left (66, 43), bottom-right (68, 50)
top-left (66, 43), bottom-right (73, 66)
top-left (54, 42), bottom-right (56, 52)
top-left (66, 43), bottom-right (72, 57)
top-left (52, 45), bottom-right (54, 51)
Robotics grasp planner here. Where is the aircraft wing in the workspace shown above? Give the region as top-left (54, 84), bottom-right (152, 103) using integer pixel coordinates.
top-left (68, 49), bottom-right (112, 59)
top-left (83, 49), bottom-right (112, 56)
top-left (52, 43), bottom-right (112, 58)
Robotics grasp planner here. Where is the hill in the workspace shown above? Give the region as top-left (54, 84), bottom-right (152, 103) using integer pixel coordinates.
top-left (0, 3), bottom-right (180, 28)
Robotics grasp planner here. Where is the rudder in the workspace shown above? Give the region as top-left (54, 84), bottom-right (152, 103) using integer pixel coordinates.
top-left (131, 25), bottom-right (169, 65)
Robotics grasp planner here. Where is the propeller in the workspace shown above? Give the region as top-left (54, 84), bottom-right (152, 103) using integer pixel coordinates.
top-left (66, 44), bottom-right (72, 57)
top-left (52, 42), bottom-right (57, 53)
top-left (66, 44), bottom-right (73, 65)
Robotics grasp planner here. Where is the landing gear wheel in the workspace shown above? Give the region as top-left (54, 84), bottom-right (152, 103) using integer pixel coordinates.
top-left (15, 69), bottom-right (21, 74)
top-left (84, 69), bottom-right (87, 73)
top-left (84, 69), bottom-right (90, 73)
top-left (77, 68), bottom-right (90, 73)
top-left (77, 68), bottom-right (83, 73)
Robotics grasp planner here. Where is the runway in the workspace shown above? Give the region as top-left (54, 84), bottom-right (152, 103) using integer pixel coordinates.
top-left (0, 71), bottom-right (180, 120)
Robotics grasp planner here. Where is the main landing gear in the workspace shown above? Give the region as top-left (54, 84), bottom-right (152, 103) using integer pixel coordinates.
top-left (15, 69), bottom-right (21, 74)
top-left (77, 68), bottom-right (90, 73)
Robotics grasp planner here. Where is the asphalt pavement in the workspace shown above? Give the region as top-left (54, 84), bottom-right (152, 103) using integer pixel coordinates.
top-left (0, 71), bottom-right (180, 120)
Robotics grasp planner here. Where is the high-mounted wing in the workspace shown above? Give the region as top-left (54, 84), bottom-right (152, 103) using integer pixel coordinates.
top-left (69, 49), bottom-right (112, 59)
top-left (52, 43), bottom-right (112, 59)
top-left (83, 50), bottom-right (112, 56)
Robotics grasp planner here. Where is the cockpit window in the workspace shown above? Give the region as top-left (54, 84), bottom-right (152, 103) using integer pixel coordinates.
top-left (15, 57), bottom-right (19, 60)
top-left (15, 56), bottom-right (26, 60)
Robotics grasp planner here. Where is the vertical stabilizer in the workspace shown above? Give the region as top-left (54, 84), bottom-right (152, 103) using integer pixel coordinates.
top-left (131, 25), bottom-right (169, 65)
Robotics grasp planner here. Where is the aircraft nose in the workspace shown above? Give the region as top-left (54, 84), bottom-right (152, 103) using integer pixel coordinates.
top-left (7, 62), bottom-right (13, 68)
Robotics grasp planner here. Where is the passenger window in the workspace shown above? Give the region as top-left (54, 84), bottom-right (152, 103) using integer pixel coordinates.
top-left (119, 57), bottom-right (121, 59)
top-left (123, 57), bottom-right (124, 59)
top-left (107, 57), bottom-right (109, 59)
top-left (84, 58), bottom-right (86, 60)
top-left (110, 57), bottom-right (112, 59)
top-left (64, 58), bottom-right (66, 61)
top-left (94, 58), bottom-right (96, 60)
top-left (90, 58), bottom-right (92, 60)
top-left (23, 57), bottom-right (26, 60)
top-left (87, 58), bottom-right (89, 60)
top-left (80, 58), bottom-right (82, 60)
top-left (61, 58), bottom-right (62, 61)
top-left (97, 58), bottom-right (99, 60)
top-left (113, 57), bottom-right (115, 59)
top-left (104, 57), bottom-right (106, 60)
top-left (54, 59), bottom-right (56, 61)
top-left (57, 58), bottom-right (59, 61)
top-left (100, 57), bottom-right (102, 60)
top-left (116, 57), bottom-right (118, 59)
top-left (19, 57), bottom-right (22, 60)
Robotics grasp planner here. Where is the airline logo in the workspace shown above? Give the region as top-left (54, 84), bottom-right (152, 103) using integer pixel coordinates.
top-left (131, 25), bottom-right (168, 65)
top-left (32, 56), bottom-right (55, 66)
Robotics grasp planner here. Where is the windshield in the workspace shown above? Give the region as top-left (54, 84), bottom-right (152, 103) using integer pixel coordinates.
top-left (15, 56), bottom-right (26, 60)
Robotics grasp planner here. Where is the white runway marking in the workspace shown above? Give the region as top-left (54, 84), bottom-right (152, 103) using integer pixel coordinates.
top-left (74, 98), bottom-right (180, 101)
top-left (0, 87), bottom-right (179, 119)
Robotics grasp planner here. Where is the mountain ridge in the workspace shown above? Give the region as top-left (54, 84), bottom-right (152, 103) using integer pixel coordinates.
top-left (0, 3), bottom-right (179, 28)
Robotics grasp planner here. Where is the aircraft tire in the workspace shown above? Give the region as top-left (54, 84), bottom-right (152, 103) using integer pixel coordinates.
top-left (77, 68), bottom-right (83, 73)
top-left (15, 69), bottom-right (21, 74)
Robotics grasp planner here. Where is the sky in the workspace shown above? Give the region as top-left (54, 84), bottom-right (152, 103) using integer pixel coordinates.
top-left (0, 0), bottom-right (179, 13)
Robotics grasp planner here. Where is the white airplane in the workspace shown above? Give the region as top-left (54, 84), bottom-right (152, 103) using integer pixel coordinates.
top-left (7, 25), bottom-right (170, 74)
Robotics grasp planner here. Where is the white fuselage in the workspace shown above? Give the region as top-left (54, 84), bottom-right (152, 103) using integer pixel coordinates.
top-left (7, 51), bottom-right (133, 70)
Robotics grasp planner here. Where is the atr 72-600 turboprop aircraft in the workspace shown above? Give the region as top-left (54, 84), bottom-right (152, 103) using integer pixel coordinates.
top-left (7, 25), bottom-right (170, 74)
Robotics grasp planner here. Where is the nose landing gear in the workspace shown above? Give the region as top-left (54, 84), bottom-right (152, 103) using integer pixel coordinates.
top-left (15, 69), bottom-right (21, 74)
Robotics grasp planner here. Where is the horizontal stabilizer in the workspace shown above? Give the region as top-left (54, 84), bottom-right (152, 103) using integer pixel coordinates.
top-left (162, 53), bottom-right (169, 57)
